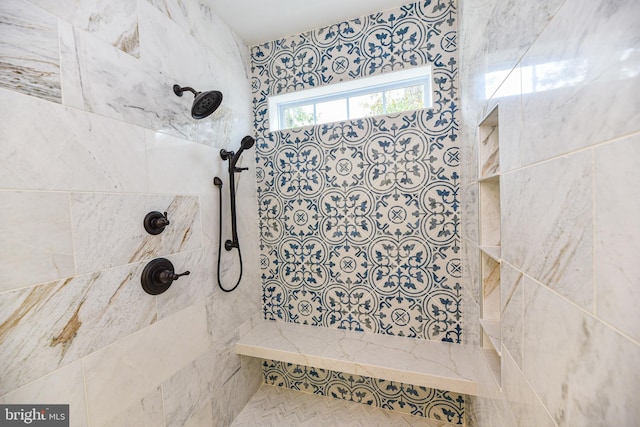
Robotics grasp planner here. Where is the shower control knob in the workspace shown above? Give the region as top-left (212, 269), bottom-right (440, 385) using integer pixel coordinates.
top-left (141, 258), bottom-right (190, 295)
top-left (158, 269), bottom-right (190, 283)
top-left (144, 211), bottom-right (170, 235)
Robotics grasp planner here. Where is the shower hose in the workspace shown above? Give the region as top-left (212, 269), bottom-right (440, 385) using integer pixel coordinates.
top-left (215, 180), bottom-right (243, 293)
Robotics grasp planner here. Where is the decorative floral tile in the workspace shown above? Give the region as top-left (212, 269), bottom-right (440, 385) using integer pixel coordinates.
top-left (253, 0), bottom-right (460, 342)
top-left (252, 0), bottom-right (462, 419)
top-left (263, 360), bottom-right (465, 424)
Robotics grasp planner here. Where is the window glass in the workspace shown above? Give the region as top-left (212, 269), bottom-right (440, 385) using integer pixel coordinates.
top-left (269, 66), bottom-right (432, 131)
top-left (315, 99), bottom-right (348, 125)
top-left (283, 104), bottom-right (314, 129)
top-left (348, 92), bottom-right (383, 118)
top-left (385, 85), bottom-right (425, 114)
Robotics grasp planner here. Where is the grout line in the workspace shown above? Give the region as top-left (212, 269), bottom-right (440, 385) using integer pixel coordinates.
top-left (0, 86), bottom-right (201, 147)
top-left (522, 272), bottom-right (639, 347)
top-left (499, 129), bottom-right (640, 178)
top-left (591, 149), bottom-right (597, 317)
top-left (159, 384), bottom-right (167, 427)
top-left (81, 361), bottom-right (92, 427)
top-left (143, 129), bottom-right (151, 195)
top-left (482, 0), bottom-right (571, 103)
top-left (67, 192), bottom-right (78, 277)
top-left (501, 347), bottom-right (560, 427)
top-left (0, 244), bottom-right (210, 297)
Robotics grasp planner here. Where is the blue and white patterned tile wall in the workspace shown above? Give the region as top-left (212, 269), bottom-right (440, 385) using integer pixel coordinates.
top-left (251, 0), bottom-right (462, 343)
top-left (264, 360), bottom-right (465, 424)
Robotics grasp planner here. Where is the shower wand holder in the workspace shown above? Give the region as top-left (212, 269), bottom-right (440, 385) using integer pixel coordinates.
top-left (220, 149), bottom-right (248, 172)
top-left (225, 239), bottom-right (238, 251)
top-left (141, 258), bottom-right (190, 295)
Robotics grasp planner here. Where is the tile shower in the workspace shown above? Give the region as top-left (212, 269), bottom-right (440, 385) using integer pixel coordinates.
top-left (458, 0), bottom-right (640, 425)
top-left (0, 0), bottom-right (262, 425)
top-left (1, 0), bottom-right (639, 427)
top-left (250, 1), bottom-right (465, 423)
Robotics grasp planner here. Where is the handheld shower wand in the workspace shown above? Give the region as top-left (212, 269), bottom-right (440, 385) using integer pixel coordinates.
top-left (219, 136), bottom-right (255, 251)
top-left (214, 135), bottom-right (255, 292)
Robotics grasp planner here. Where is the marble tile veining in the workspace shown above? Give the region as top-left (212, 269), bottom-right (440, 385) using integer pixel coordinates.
top-left (139, 0), bottom-right (252, 148)
top-left (70, 193), bottom-right (202, 274)
top-left (155, 248), bottom-right (215, 320)
top-left (505, 0), bottom-right (640, 170)
top-left (523, 277), bottom-right (640, 426)
top-left (211, 355), bottom-right (263, 426)
top-left (0, 261), bottom-right (156, 395)
top-left (148, 0), bottom-right (247, 64)
top-left (83, 303), bottom-right (209, 427)
top-left (0, 0), bottom-right (61, 102)
top-left (461, 183), bottom-right (479, 244)
top-left (162, 338), bottom-right (241, 427)
top-left (58, 24), bottom-right (198, 139)
top-left (482, 0), bottom-right (566, 97)
top-left (594, 134), bottom-right (640, 343)
top-left (500, 262), bottom-right (523, 367)
top-left (27, 0), bottom-right (139, 56)
top-left (236, 319), bottom-right (480, 395)
top-left (0, 88), bottom-right (147, 193)
top-left (145, 130), bottom-right (221, 196)
top-left (0, 191), bottom-right (74, 292)
top-left (501, 151), bottom-right (593, 311)
top-left (1, 0), bottom-right (256, 422)
top-left (0, 362), bottom-right (87, 427)
top-left (101, 387), bottom-right (164, 427)
top-left (460, 0), bottom-right (640, 426)
top-left (138, 0), bottom-right (221, 95)
top-left (501, 350), bottom-right (556, 427)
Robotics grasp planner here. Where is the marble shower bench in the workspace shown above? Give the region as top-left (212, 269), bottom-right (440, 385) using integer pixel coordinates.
top-left (236, 320), bottom-right (482, 396)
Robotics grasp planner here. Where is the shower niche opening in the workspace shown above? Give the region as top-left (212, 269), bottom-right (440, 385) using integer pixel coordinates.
top-left (478, 105), bottom-right (502, 385)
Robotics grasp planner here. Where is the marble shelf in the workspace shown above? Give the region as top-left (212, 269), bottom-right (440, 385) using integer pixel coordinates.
top-left (236, 320), bottom-right (481, 396)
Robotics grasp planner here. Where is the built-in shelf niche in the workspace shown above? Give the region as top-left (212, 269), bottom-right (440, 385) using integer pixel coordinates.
top-left (479, 107), bottom-right (500, 179)
top-left (478, 105), bottom-right (501, 384)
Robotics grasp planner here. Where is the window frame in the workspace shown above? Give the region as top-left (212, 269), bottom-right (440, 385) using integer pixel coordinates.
top-left (268, 65), bottom-right (432, 131)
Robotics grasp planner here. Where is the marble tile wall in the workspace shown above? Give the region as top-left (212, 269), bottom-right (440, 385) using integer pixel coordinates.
top-left (459, 0), bottom-right (640, 425)
top-left (0, 0), bottom-right (260, 426)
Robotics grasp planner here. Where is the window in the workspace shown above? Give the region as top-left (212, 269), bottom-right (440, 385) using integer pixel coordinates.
top-left (269, 66), bottom-right (432, 131)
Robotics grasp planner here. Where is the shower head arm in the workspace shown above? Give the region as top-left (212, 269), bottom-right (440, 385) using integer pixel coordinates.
top-left (173, 85), bottom-right (198, 97)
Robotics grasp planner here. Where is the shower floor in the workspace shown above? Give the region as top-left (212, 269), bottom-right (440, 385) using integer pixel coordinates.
top-left (231, 385), bottom-right (460, 427)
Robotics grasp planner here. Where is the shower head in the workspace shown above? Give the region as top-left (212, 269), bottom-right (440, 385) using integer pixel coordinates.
top-left (240, 135), bottom-right (255, 150)
top-left (227, 135), bottom-right (256, 171)
top-left (173, 84), bottom-right (223, 119)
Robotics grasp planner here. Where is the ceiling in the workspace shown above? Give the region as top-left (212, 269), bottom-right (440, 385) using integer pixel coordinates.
top-left (207, 0), bottom-right (413, 45)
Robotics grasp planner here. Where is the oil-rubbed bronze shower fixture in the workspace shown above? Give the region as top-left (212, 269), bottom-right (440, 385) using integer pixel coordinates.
top-left (213, 135), bottom-right (255, 293)
top-left (173, 84), bottom-right (223, 119)
top-left (141, 258), bottom-right (190, 295)
top-left (144, 211), bottom-right (170, 235)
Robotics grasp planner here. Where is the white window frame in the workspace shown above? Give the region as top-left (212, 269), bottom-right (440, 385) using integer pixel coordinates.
top-left (268, 65), bottom-right (432, 131)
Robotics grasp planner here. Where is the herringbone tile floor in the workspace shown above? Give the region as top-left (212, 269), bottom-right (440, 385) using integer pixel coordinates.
top-left (231, 385), bottom-right (460, 427)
